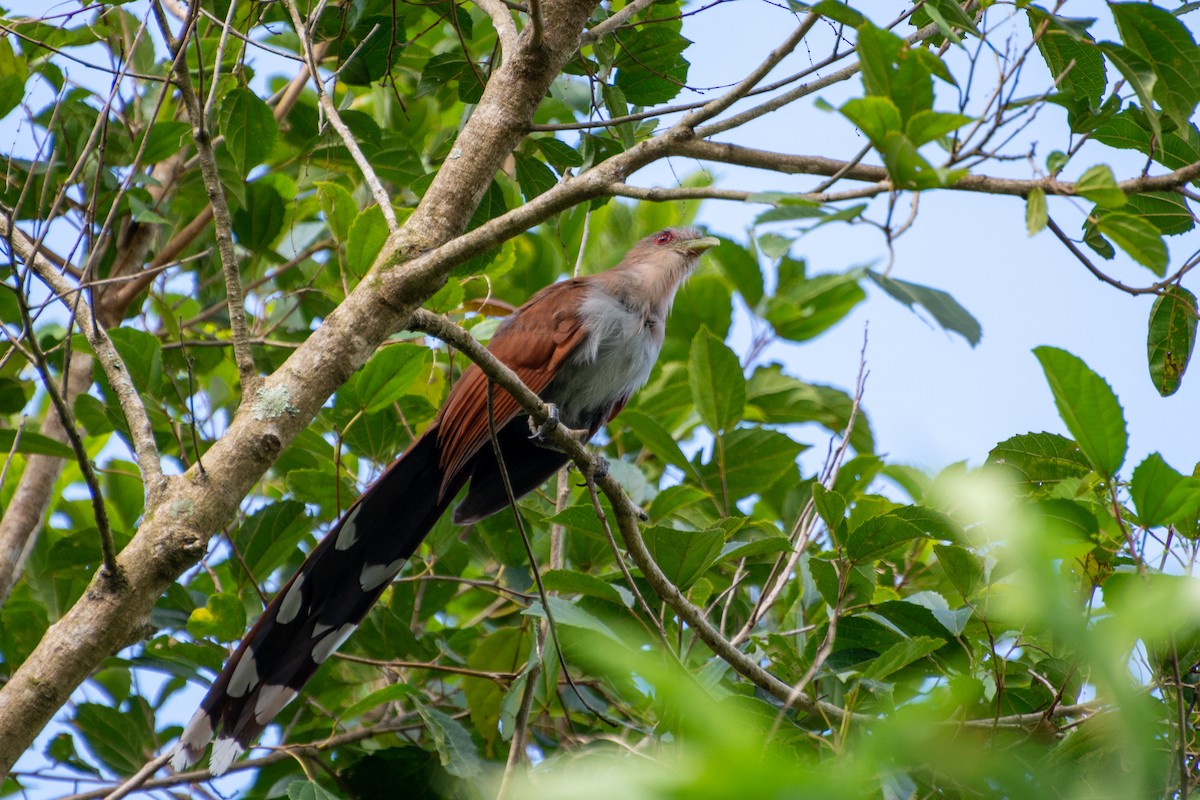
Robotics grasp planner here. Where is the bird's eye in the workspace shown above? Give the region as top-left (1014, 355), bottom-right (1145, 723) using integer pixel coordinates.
top-left (654, 231), bottom-right (675, 245)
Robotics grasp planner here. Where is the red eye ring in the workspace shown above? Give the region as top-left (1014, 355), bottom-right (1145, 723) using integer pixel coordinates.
top-left (654, 231), bottom-right (675, 245)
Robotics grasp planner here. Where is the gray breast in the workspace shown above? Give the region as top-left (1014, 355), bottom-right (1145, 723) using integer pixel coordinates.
top-left (543, 287), bottom-right (664, 427)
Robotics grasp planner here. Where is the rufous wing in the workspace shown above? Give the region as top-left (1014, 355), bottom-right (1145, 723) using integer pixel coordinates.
top-left (434, 278), bottom-right (591, 494)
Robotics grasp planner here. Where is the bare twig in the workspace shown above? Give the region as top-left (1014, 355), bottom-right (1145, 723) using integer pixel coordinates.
top-left (152, 0), bottom-right (261, 397)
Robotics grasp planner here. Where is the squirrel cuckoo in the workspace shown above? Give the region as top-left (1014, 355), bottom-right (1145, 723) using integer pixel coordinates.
top-left (172, 227), bottom-right (718, 774)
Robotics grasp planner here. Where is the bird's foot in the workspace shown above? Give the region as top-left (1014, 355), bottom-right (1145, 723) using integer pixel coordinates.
top-left (528, 404), bottom-right (561, 441)
top-left (528, 405), bottom-right (589, 447)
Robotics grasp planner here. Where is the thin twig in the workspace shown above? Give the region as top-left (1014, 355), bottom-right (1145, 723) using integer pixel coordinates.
top-left (152, 0), bottom-right (261, 397)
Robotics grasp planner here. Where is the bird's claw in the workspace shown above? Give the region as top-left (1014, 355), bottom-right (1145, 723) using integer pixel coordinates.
top-left (528, 404), bottom-right (561, 441)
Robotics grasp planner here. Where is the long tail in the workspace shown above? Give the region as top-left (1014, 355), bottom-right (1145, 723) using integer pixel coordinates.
top-left (172, 429), bottom-right (460, 774)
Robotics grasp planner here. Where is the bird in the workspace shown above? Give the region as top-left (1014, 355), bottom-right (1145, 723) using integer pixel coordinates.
top-left (171, 227), bottom-right (719, 775)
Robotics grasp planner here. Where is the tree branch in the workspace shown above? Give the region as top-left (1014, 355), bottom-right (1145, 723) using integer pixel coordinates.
top-left (152, 0), bottom-right (261, 398)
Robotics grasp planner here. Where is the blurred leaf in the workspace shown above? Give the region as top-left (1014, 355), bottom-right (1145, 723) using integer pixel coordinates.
top-left (107, 327), bottom-right (163, 397)
top-left (620, 410), bottom-right (690, 470)
top-left (709, 236), bottom-right (763, 306)
top-left (233, 500), bottom-right (311, 579)
top-left (1125, 192), bottom-right (1194, 236)
top-left (317, 181), bottom-right (358, 241)
top-left (287, 780), bottom-right (340, 800)
top-left (861, 636), bottom-right (945, 682)
top-left (0, 428), bottom-right (74, 458)
top-left (186, 592), bottom-right (247, 642)
top-left (765, 265), bottom-right (865, 342)
top-left (1026, 187), bottom-right (1047, 235)
top-left (1033, 346), bottom-right (1127, 477)
top-left (1147, 285), bottom-right (1197, 396)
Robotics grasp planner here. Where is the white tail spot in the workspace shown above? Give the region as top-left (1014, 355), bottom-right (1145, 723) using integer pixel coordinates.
top-left (335, 507), bottom-right (361, 550)
top-left (312, 623), bottom-right (357, 664)
top-left (209, 737), bottom-right (245, 776)
top-left (276, 573), bottom-right (305, 625)
top-left (171, 707), bottom-right (213, 771)
top-left (253, 683), bottom-right (299, 724)
top-left (359, 558), bottom-right (406, 592)
top-left (227, 653), bottom-right (259, 698)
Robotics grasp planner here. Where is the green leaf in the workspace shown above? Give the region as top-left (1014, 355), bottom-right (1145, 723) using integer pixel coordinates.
top-left (855, 23), bottom-right (933, 123)
top-left (346, 205), bottom-right (389, 279)
top-left (695, 427), bottom-right (805, 502)
top-left (1030, 11), bottom-right (1107, 106)
top-left (287, 780), bottom-right (340, 800)
top-left (745, 364), bottom-right (874, 453)
top-left (1093, 108), bottom-right (1200, 171)
top-left (764, 265), bottom-right (865, 342)
top-left (642, 525), bottom-right (726, 589)
top-left (513, 152), bottom-right (557, 201)
top-left (524, 596), bottom-right (624, 644)
top-left (232, 180), bottom-right (285, 254)
top-left (186, 592), bottom-right (247, 642)
top-left (614, 27), bottom-right (691, 106)
top-left (840, 96), bottom-right (903, 146)
top-left (1075, 164), bottom-right (1126, 208)
top-left (341, 682), bottom-right (416, 721)
top-left (1125, 192), bottom-right (1195, 237)
top-left (860, 636), bottom-right (945, 682)
top-left (414, 703), bottom-right (482, 779)
top-left (535, 137), bottom-right (583, 171)
top-left (812, 0), bottom-right (865, 27)
top-left (0, 428), bottom-right (74, 459)
top-left (688, 328), bottom-right (745, 433)
top-left (986, 432), bottom-right (1094, 488)
top-left (317, 182), bottom-right (358, 242)
top-left (1131, 453), bottom-right (1200, 528)
top-left (709, 236), bottom-right (763, 306)
top-left (233, 500), bottom-right (311, 579)
top-left (542, 569), bottom-right (633, 607)
top-left (1032, 346), bottom-right (1127, 477)
top-left (1026, 187), bottom-right (1048, 235)
top-left (934, 544), bottom-right (984, 598)
top-left (812, 484), bottom-right (847, 530)
top-left (845, 513), bottom-right (926, 563)
top-left (620, 410), bottom-right (690, 470)
top-left (107, 327), bottom-right (163, 396)
top-left (218, 87), bottom-right (278, 176)
top-left (1147, 286), bottom-right (1197, 397)
top-left (1099, 42), bottom-right (1161, 144)
top-left (866, 270), bottom-right (981, 346)
top-left (73, 703), bottom-right (152, 776)
top-left (905, 109), bottom-right (972, 146)
top-left (1092, 211), bottom-right (1168, 275)
top-left (356, 345), bottom-right (431, 413)
top-left (463, 627), bottom-right (530, 749)
top-left (1110, 2), bottom-right (1200, 131)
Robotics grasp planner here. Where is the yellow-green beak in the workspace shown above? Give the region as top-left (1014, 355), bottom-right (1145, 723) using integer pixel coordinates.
top-left (684, 235), bottom-right (720, 253)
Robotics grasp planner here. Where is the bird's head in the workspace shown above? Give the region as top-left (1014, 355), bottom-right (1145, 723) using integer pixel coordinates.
top-left (642, 227), bottom-right (720, 265)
